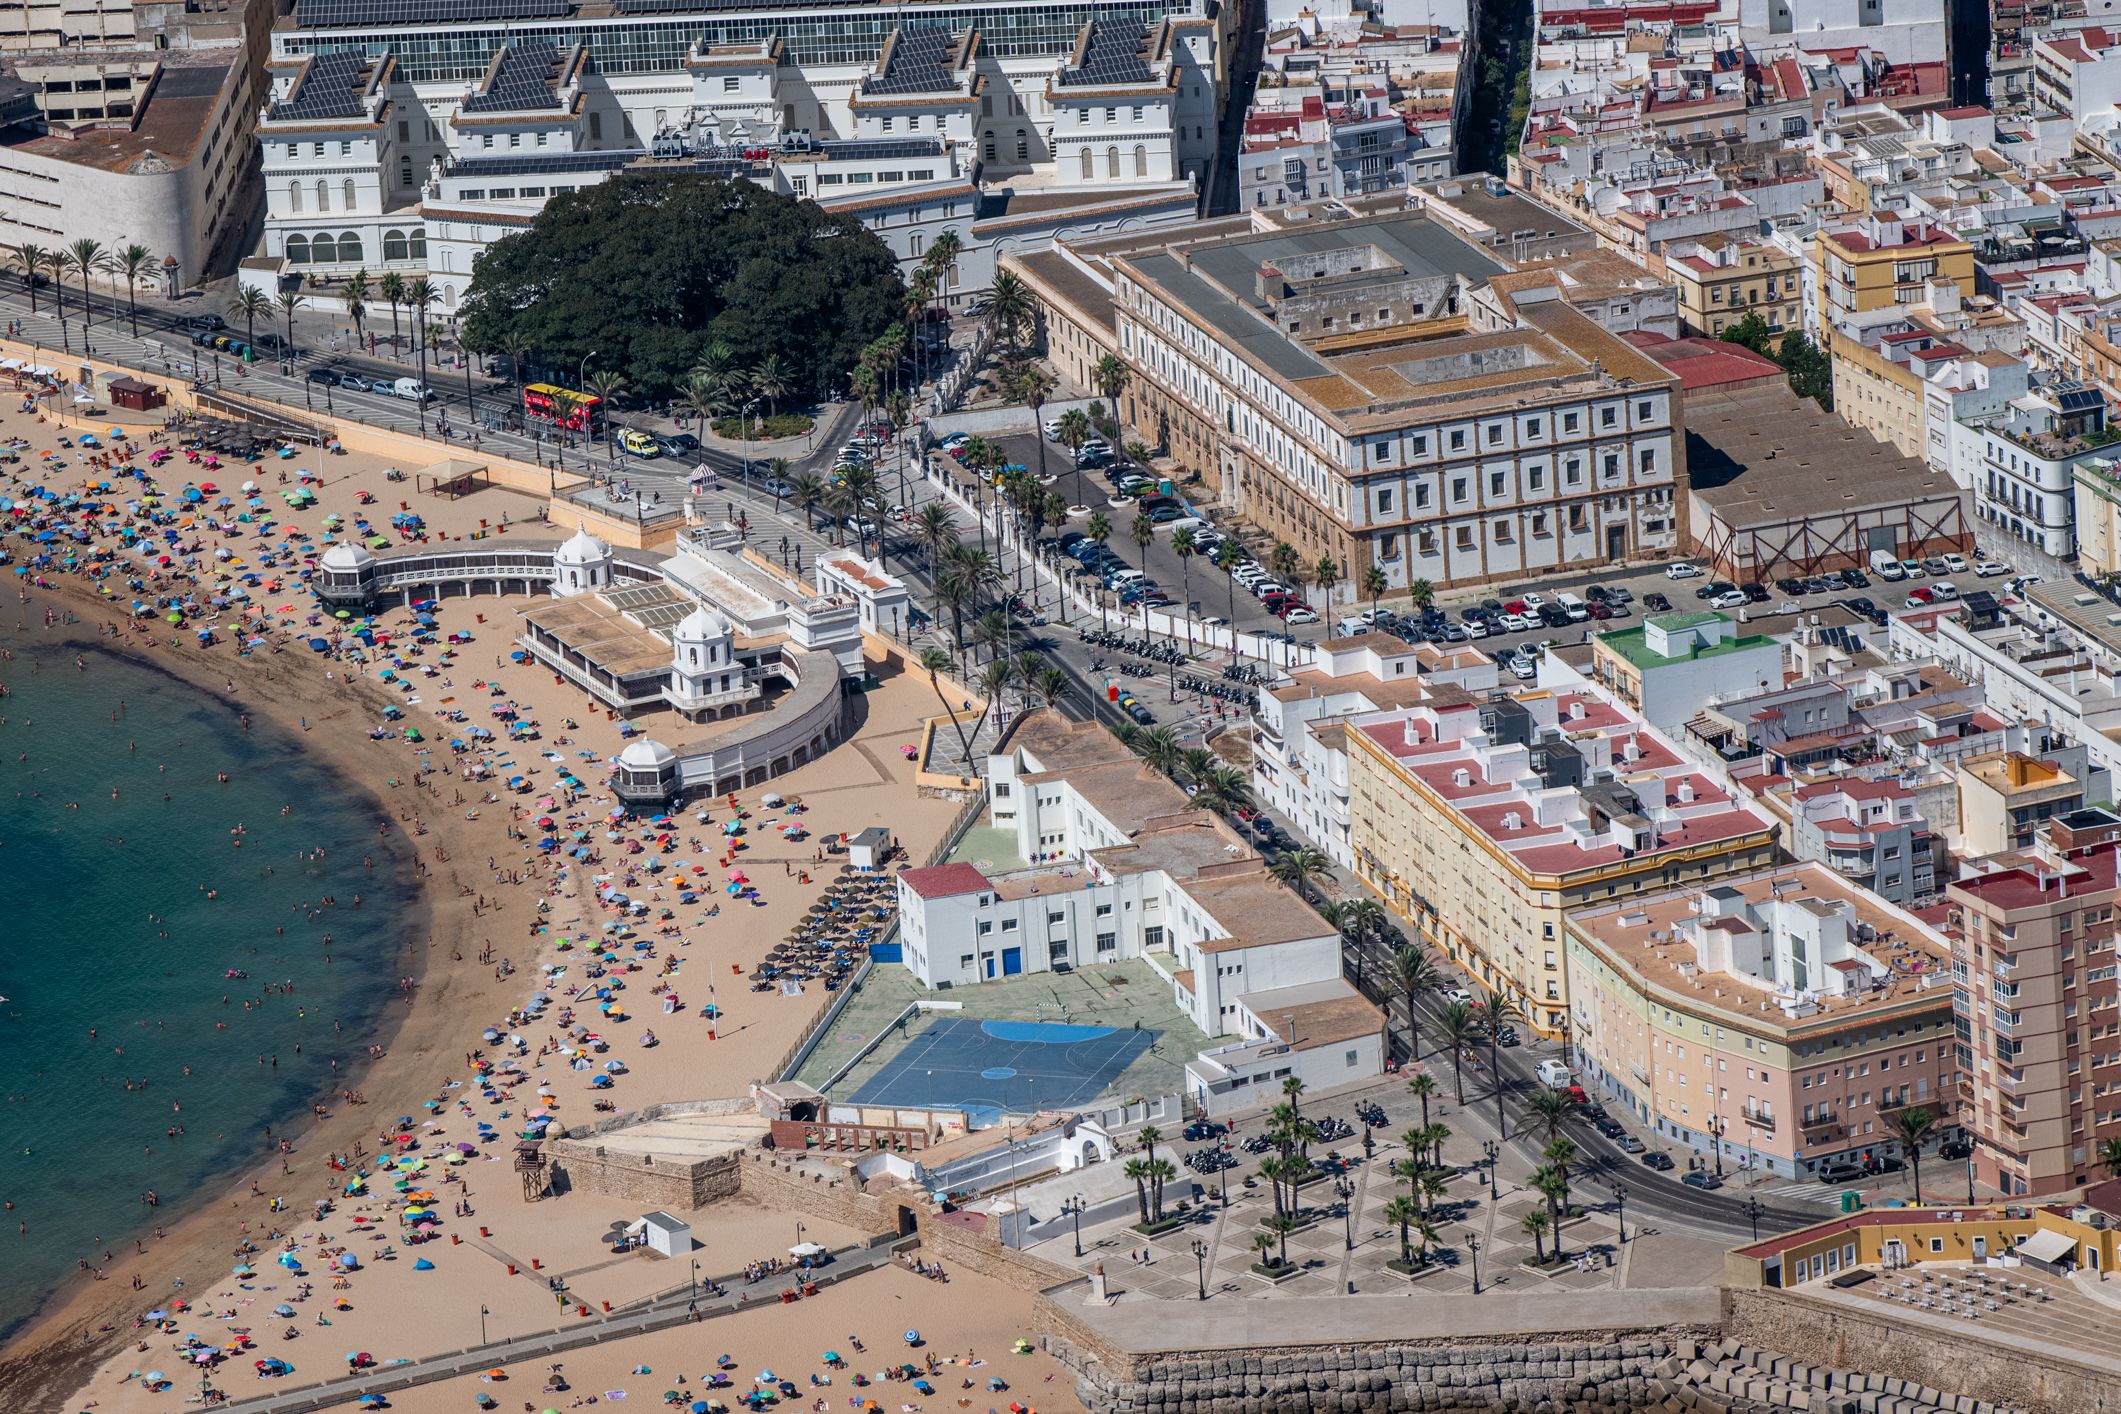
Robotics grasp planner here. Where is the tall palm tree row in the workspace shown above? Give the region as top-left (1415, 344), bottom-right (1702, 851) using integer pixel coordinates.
top-left (229, 285), bottom-right (272, 354)
top-left (111, 243), bottom-right (155, 338)
top-left (65, 238), bottom-right (106, 328)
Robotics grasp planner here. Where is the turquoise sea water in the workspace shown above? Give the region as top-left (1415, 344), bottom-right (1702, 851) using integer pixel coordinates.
top-left (0, 634), bottom-right (415, 1344)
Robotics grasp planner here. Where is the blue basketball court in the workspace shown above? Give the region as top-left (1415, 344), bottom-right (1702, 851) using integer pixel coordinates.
top-left (848, 1017), bottom-right (1155, 1117)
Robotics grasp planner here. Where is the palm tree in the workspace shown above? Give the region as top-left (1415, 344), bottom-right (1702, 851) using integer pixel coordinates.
top-left (1055, 407), bottom-right (1093, 499)
top-left (1191, 764), bottom-right (1251, 818)
top-left (2100, 1137), bottom-right (2121, 1182)
top-left (1531, 1164), bottom-right (1569, 1260)
top-left (1010, 363), bottom-right (1056, 483)
top-left (1407, 1071), bottom-right (1437, 1139)
top-left (274, 289), bottom-right (308, 373)
top-left (936, 544), bottom-right (1000, 660)
top-left (1135, 726), bottom-right (1182, 777)
top-left (64, 239), bottom-right (105, 328)
top-left (586, 369), bottom-right (630, 416)
top-left (985, 269), bottom-right (1034, 349)
top-left (1520, 1208), bottom-right (1550, 1265)
top-left (1213, 540), bottom-right (1242, 642)
top-left (1391, 945), bottom-right (1442, 1064)
top-left (1032, 665), bottom-right (1069, 709)
top-left (406, 278), bottom-right (437, 428)
top-left (1146, 1157), bottom-right (1177, 1223)
top-left (1124, 1158), bottom-right (1152, 1225)
top-left (1522, 1086), bottom-right (1573, 1150)
top-left (340, 268), bottom-right (371, 348)
top-left (764, 458), bottom-right (792, 513)
top-left (1382, 1194), bottom-right (1419, 1267)
top-left (1282, 1075), bottom-right (1307, 1121)
top-left (1889, 1104), bottom-right (1936, 1201)
top-left (913, 503), bottom-right (959, 568)
top-left (1129, 510), bottom-right (1155, 630)
top-left (1315, 556), bottom-right (1341, 609)
top-left (1268, 541), bottom-right (1303, 588)
top-left (1084, 510), bottom-right (1113, 632)
top-left (1139, 1123), bottom-right (1163, 1170)
top-left (229, 285), bottom-right (271, 353)
top-left (1475, 994), bottom-right (1525, 1138)
top-left (377, 271), bottom-right (406, 355)
top-left (110, 243), bottom-right (155, 337)
top-left (678, 372), bottom-right (727, 438)
top-left (1269, 847), bottom-right (1329, 905)
top-left (1249, 1231), bottom-right (1280, 1272)
top-left (916, 646), bottom-right (975, 768)
top-left (972, 606), bottom-right (1012, 665)
top-left (10, 244), bottom-right (47, 315)
top-left (39, 248), bottom-right (68, 329)
top-left (926, 228), bottom-right (963, 309)
top-left (1170, 526), bottom-right (1197, 647)
top-left (1093, 353), bottom-right (1131, 425)
top-left (749, 355), bottom-right (790, 418)
top-left (789, 476), bottom-right (826, 533)
top-left (1406, 577), bottom-right (1435, 614)
top-left (1543, 1135), bottom-right (1578, 1212)
top-left (1362, 566), bottom-right (1388, 623)
top-left (1437, 1001), bottom-right (1477, 1104)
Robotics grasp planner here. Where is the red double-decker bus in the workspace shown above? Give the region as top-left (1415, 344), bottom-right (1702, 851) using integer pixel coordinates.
top-left (522, 382), bottom-right (602, 432)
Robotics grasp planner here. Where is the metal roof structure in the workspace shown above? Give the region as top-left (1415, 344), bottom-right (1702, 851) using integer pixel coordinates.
top-left (867, 25), bottom-right (956, 94)
top-left (268, 50), bottom-right (367, 122)
top-left (1056, 19), bottom-right (1151, 87)
top-left (292, 0), bottom-right (567, 28)
top-left (461, 43), bottom-right (567, 112)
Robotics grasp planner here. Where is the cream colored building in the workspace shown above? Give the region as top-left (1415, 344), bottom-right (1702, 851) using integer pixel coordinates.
top-left (1345, 683), bottom-right (1780, 1038)
top-left (1567, 863), bottom-right (1957, 1178)
top-left (1955, 750), bottom-right (2084, 857)
top-left (2074, 456), bottom-right (2121, 581)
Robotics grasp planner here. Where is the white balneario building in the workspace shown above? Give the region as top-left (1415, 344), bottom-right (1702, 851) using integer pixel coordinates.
top-left (893, 710), bottom-right (1386, 1111)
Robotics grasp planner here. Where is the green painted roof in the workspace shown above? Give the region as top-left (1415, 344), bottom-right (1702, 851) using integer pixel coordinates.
top-left (1597, 617), bottom-right (1780, 671)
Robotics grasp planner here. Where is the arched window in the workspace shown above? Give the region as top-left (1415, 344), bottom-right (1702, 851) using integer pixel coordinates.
top-left (383, 229), bottom-right (409, 263)
top-left (336, 231), bottom-right (363, 263)
top-left (1078, 149), bottom-right (1093, 180)
top-left (310, 233), bottom-right (338, 264)
top-left (407, 229), bottom-right (426, 260)
top-left (1133, 144), bottom-right (1147, 177)
top-left (443, 285), bottom-right (456, 307)
top-left (314, 178), bottom-right (330, 212)
top-left (343, 178), bottom-right (357, 210)
top-left (285, 234), bottom-right (310, 265)
top-left (1105, 146), bottom-right (1119, 178)
top-left (1015, 127), bottom-right (1028, 161)
top-left (287, 181), bottom-right (303, 214)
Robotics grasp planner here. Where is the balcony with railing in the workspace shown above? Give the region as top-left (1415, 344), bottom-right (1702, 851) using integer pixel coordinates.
top-left (1740, 1106), bottom-right (1777, 1132)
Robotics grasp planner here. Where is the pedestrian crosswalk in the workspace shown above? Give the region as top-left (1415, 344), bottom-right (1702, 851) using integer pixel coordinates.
top-left (1743, 1176), bottom-right (1846, 1206)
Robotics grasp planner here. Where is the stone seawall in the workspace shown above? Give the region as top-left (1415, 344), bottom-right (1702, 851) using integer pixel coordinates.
top-left (544, 1142), bottom-right (742, 1210)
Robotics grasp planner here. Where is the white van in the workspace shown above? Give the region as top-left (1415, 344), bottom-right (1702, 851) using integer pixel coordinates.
top-left (1555, 592), bottom-right (1589, 622)
top-left (1869, 549), bottom-right (1906, 580)
top-left (1335, 616), bottom-right (1367, 638)
top-left (1536, 1059), bottom-right (1573, 1088)
top-left (393, 377), bottom-right (432, 402)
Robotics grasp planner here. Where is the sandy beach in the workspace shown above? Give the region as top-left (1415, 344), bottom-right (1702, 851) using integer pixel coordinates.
top-left (0, 383), bottom-right (1037, 1414)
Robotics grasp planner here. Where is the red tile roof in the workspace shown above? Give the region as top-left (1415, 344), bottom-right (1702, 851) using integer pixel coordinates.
top-left (897, 861), bottom-right (991, 899)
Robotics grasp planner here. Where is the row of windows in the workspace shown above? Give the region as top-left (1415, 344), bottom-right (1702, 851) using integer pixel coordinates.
top-left (284, 228), bottom-right (428, 266)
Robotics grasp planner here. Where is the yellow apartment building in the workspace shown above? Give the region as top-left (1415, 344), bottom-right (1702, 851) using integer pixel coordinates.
top-left (1812, 218), bottom-right (1975, 330)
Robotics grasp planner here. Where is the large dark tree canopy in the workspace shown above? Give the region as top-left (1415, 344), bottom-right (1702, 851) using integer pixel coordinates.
top-left (460, 173), bottom-right (906, 399)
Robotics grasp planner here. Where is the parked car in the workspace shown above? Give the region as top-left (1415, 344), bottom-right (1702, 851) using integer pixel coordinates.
top-left (1665, 562), bottom-right (1702, 579)
top-left (1681, 1170), bottom-right (1722, 1190)
top-left (762, 477), bottom-right (795, 497)
top-left (1816, 1160), bottom-right (1865, 1184)
top-left (1640, 1151), bottom-right (1675, 1171)
top-left (661, 432), bottom-right (701, 458)
top-left (1643, 592), bottom-right (1672, 613)
top-left (1616, 1135), bottom-right (1646, 1154)
top-left (1710, 590), bottom-right (1748, 610)
top-left (1974, 559), bottom-right (2009, 577)
top-left (1695, 580), bottom-right (1738, 602)
top-left (307, 368), bottom-right (343, 387)
top-left (368, 378), bottom-right (398, 396)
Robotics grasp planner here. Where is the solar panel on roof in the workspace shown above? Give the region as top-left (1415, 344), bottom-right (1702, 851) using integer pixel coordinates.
top-left (268, 50), bottom-right (367, 122)
top-left (1056, 20), bottom-right (1151, 87)
top-left (462, 42), bottom-right (566, 111)
top-left (866, 26), bottom-right (955, 95)
top-left (293, 0), bottom-right (567, 29)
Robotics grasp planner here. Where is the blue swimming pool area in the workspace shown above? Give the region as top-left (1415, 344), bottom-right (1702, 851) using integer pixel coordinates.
top-left (848, 1017), bottom-right (1158, 1116)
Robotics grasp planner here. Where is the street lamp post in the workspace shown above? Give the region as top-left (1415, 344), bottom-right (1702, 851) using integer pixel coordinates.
top-left (1218, 1156), bottom-right (1228, 1206)
top-left (1612, 1182), bottom-right (1627, 1245)
top-left (1743, 1195), bottom-right (1763, 1243)
top-left (1707, 1117), bottom-right (1725, 1179)
top-left (1062, 1194), bottom-right (1086, 1259)
top-left (1466, 1233), bottom-right (1481, 1295)
top-left (479, 1303), bottom-right (490, 1344)
top-left (1190, 1238), bottom-right (1208, 1301)
top-left (691, 1259), bottom-right (701, 1301)
top-left (1334, 1177), bottom-right (1354, 1251)
top-left (1966, 1142), bottom-right (1978, 1206)
top-left (1482, 1139), bottom-right (1499, 1201)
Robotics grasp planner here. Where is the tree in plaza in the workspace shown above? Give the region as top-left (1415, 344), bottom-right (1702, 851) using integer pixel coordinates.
top-left (1889, 1104), bottom-right (1936, 1200)
top-left (1531, 1164), bottom-right (1569, 1261)
top-left (912, 503), bottom-right (959, 569)
top-left (111, 243), bottom-right (155, 338)
top-left (378, 271), bottom-right (406, 354)
top-left (340, 268), bottom-right (371, 348)
top-left (229, 284), bottom-right (271, 354)
top-left (1314, 556), bottom-right (1341, 608)
top-left (916, 645), bottom-right (975, 768)
top-left (1391, 944), bottom-right (1442, 1064)
top-left (1405, 576), bottom-right (1434, 614)
top-left (462, 174), bottom-right (904, 400)
top-left (1124, 1157), bottom-right (1153, 1226)
top-left (1520, 1207), bottom-right (1550, 1265)
top-left (1407, 1070), bottom-right (1438, 1138)
top-left (1542, 1136), bottom-right (1577, 1214)
top-left (9, 244), bottom-right (47, 315)
top-left (1250, 1231), bottom-right (1280, 1270)
top-left (1362, 565), bottom-right (1388, 621)
top-left (1383, 1194), bottom-right (1420, 1268)
top-left (1522, 1085), bottom-right (1573, 1150)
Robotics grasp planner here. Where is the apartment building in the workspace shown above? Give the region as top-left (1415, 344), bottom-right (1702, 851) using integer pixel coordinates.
top-left (1974, 381), bottom-right (2118, 563)
top-left (1811, 214), bottom-right (1975, 334)
top-left (895, 709), bottom-right (1386, 1109)
top-left (1659, 232), bottom-right (1805, 348)
top-left (2073, 455), bottom-right (2121, 579)
top-left (1589, 609), bottom-right (1784, 737)
top-left (1948, 808), bottom-right (2121, 1197)
top-left (1346, 682), bottom-right (1781, 1037)
top-left (1788, 777), bottom-right (1938, 905)
top-left (1957, 750), bottom-right (2086, 857)
top-left (1568, 864), bottom-right (1957, 1179)
top-left (1110, 206), bottom-right (1685, 597)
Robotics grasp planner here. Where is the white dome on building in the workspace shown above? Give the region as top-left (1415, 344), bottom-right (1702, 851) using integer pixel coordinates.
top-left (673, 604), bottom-right (731, 643)
top-left (320, 541), bottom-right (377, 572)
top-left (617, 738), bottom-right (678, 771)
top-left (555, 525), bottom-right (610, 567)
